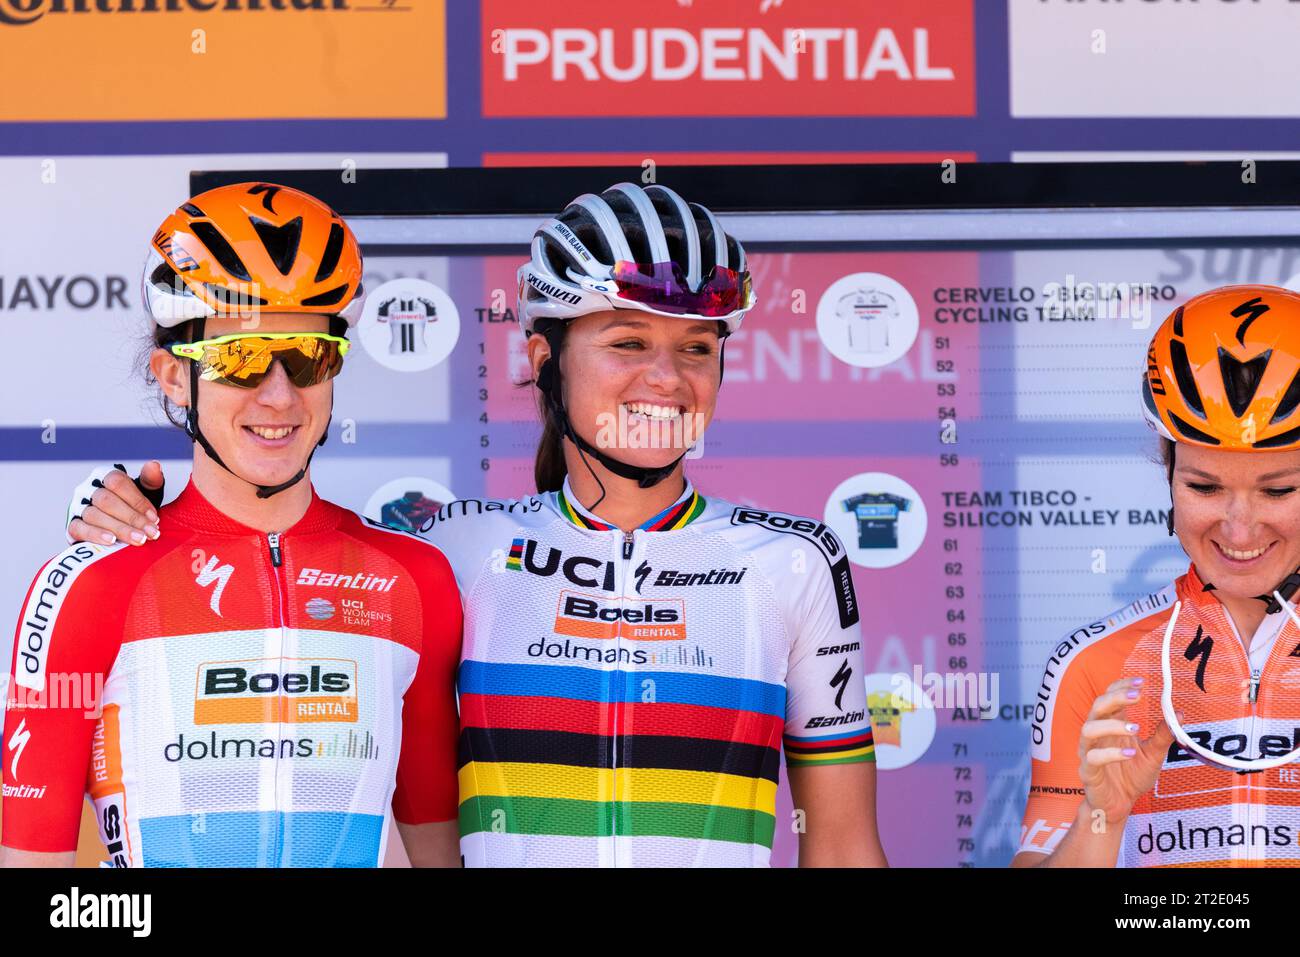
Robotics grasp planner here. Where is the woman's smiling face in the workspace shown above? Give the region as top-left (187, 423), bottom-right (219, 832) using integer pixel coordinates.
top-left (537, 310), bottom-right (722, 469)
top-left (1172, 442), bottom-right (1300, 601)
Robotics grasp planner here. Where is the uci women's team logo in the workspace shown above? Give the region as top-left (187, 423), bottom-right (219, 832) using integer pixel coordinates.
top-left (194, 658), bottom-right (358, 725)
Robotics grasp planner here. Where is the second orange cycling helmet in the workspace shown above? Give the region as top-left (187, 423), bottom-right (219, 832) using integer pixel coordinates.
top-left (1143, 284), bottom-right (1300, 452)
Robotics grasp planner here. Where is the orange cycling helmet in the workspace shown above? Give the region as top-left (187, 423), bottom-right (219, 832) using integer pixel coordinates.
top-left (1142, 284), bottom-right (1300, 452)
top-left (143, 182), bottom-right (364, 327)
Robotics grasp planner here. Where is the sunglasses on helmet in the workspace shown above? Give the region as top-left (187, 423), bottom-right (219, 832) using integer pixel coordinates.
top-left (578, 261), bottom-right (754, 320)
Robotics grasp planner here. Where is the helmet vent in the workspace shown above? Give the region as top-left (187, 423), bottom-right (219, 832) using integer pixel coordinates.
top-left (1169, 412), bottom-right (1221, 445)
top-left (315, 222), bottom-right (345, 282)
top-left (1256, 424), bottom-right (1300, 449)
top-left (251, 215), bottom-right (303, 276)
top-left (1218, 346), bottom-right (1271, 418)
top-left (190, 221), bottom-right (251, 282)
top-left (1271, 369), bottom-right (1300, 424)
top-left (180, 203), bottom-right (206, 218)
top-left (303, 284), bottom-right (349, 307)
top-left (1169, 338), bottom-right (1206, 418)
top-left (203, 282), bottom-right (266, 308)
top-left (1171, 304), bottom-right (1184, 337)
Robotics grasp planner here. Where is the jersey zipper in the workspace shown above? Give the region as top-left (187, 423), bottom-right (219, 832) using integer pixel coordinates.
top-left (266, 531), bottom-right (287, 865)
top-left (610, 528), bottom-right (635, 866)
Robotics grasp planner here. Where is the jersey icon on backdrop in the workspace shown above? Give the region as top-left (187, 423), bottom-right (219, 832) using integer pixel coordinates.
top-left (837, 287), bottom-right (898, 353)
top-left (841, 492), bottom-right (913, 549)
top-left (824, 473), bottom-right (927, 569)
top-left (816, 272), bottom-right (919, 369)
top-left (863, 672), bottom-right (935, 769)
top-left (364, 476), bottom-right (456, 533)
top-left (377, 296), bottom-right (438, 355)
top-left (358, 278), bottom-right (460, 373)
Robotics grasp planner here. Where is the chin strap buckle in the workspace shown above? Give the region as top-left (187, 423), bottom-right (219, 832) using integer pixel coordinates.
top-left (1262, 569), bottom-right (1300, 614)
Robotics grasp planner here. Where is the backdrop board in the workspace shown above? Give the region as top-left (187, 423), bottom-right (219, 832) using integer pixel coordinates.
top-left (7, 161), bottom-right (1300, 867)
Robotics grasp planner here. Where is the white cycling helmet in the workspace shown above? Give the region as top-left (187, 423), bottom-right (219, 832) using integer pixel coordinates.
top-left (516, 182), bottom-right (755, 336)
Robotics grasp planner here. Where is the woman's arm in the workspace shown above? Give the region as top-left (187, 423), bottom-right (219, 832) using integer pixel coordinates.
top-left (1011, 677), bottom-right (1173, 868)
top-left (395, 821), bottom-right (461, 868)
top-left (788, 762), bottom-right (887, 867)
top-left (0, 847), bottom-right (75, 868)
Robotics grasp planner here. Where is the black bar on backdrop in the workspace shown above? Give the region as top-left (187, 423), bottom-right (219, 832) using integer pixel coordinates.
top-left (190, 161), bottom-right (1300, 218)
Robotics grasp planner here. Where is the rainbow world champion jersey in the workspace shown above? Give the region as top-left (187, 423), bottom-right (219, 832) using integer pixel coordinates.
top-left (423, 478), bottom-right (875, 867)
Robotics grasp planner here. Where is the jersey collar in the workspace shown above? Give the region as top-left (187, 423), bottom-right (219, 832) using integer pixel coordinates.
top-left (169, 479), bottom-right (340, 536)
top-left (556, 477), bottom-right (706, 533)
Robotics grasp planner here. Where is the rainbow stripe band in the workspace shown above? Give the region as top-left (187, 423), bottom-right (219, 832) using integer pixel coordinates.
top-left (458, 660), bottom-right (790, 847)
top-left (555, 487), bottom-right (706, 533)
top-left (457, 795), bottom-right (776, 847)
top-left (459, 660), bottom-right (787, 715)
top-left (784, 726), bottom-right (877, 766)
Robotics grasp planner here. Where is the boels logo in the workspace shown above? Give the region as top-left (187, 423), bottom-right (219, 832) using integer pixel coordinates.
top-left (554, 590), bottom-right (685, 641)
top-left (194, 659), bottom-right (358, 725)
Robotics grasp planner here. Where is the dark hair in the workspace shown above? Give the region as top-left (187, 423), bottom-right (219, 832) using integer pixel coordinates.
top-left (525, 318), bottom-right (569, 493)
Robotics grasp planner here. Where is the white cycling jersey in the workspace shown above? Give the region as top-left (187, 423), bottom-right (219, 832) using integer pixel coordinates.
top-left (422, 477), bottom-right (875, 867)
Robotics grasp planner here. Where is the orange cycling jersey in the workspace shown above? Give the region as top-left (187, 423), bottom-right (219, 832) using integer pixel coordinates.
top-left (2, 482), bottom-right (462, 867)
top-left (1020, 564), bottom-right (1300, 867)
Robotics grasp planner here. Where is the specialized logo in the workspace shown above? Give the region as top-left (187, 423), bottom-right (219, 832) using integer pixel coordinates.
top-left (830, 659), bottom-right (852, 711)
top-left (507, 538), bottom-right (617, 591)
top-left (194, 659), bottom-right (358, 725)
top-left (7, 717), bottom-right (31, 778)
top-left (730, 507), bottom-right (859, 627)
top-left (554, 590), bottom-right (685, 641)
top-left (1183, 626), bottom-right (1213, 692)
top-left (297, 568), bottom-right (398, 591)
top-left (524, 270), bottom-right (583, 305)
top-left (195, 554), bottom-right (234, 617)
top-left (1230, 295), bottom-right (1269, 345)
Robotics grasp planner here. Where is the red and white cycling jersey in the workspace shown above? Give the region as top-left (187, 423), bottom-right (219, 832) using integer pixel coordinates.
top-left (3, 481), bottom-right (461, 867)
top-left (1020, 564), bottom-right (1300, 867)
